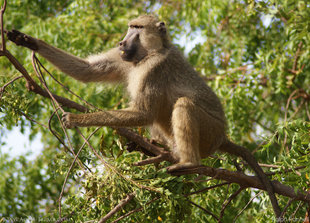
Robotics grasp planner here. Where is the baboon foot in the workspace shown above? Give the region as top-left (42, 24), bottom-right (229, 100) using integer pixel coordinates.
top-left (167, 162), bottom-right (200, 173)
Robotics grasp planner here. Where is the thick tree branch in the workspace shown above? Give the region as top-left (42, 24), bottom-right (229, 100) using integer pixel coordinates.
top-left (121, 130), bottom-right (310, 202)
top-left (169, 165), bottom-right (310, 202)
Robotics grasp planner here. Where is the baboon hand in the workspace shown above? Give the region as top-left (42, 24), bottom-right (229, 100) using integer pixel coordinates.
top-left (62, 112), bottom-right (76, 129)
top-left (6, 30), bottom-right (39, 51)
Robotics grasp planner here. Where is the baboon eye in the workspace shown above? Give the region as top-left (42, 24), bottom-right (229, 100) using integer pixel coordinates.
top-left (130, 25), bottom-right (144, 29)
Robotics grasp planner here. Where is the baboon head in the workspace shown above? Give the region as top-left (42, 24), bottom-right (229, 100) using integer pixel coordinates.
top-left (119, 15), bottom-right (168, 63)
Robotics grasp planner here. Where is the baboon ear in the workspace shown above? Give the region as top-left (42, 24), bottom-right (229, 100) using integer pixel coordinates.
top-left (156, 21), bottom-right (166, 35)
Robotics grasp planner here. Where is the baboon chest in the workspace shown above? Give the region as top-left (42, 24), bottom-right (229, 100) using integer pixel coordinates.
top-left (127, 68), bottom-right (148, 100)
top-left (127, 66), bottom-right (161, 103)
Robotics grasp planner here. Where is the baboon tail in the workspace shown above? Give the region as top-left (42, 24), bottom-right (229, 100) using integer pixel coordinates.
top-left (219, 141), bottom-right (282, 220)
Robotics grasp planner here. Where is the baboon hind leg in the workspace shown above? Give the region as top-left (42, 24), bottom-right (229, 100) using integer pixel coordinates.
top-left (168, 97), bottom-right (201, 172)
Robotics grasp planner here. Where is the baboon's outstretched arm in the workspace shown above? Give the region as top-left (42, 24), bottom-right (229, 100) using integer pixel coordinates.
top-left (62, 108), bottom-right (153, 129)
top-left (7, 30), bottom-right (131, 83)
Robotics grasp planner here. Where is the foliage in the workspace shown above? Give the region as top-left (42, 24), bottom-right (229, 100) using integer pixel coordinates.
top-left (0, 0), bottom-right (309, 222)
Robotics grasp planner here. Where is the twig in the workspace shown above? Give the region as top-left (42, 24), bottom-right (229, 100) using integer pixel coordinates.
top-left (0, 75), bottom-right (23, 99)
top-left (289, 41), bottom-right (303, 75)
top-left (20, 110), bottom-right (49, 129)
top-left (280, 198), bottom-right (295, 219)
top-left (233, 191), bottom-right (263, 222)
top-left (98, 192), bottom-right (135, 223)
top-left (259, 164), bottom-right (306, 176)
top-left (47, 110), bottom-right (91, 173)
top-left (0, 76), bottom-right (23, 95)
top-left (290, 201), bottom-right (303, 220)
top-left (218, 187), bottom-right (244, 222)
top-left (189, 200), bottom-right (220, 222)
top-left (306, 205), bottom-right (310, 223)
top-left (32, 53), bottom-right (64, 113)
top-left (284, 89), bottom-right (300, 123)
top-left (55, 211), bottom-right (75, 223)
top-left (186, 182), bottom-right (230, 197)
top-left (283, 89), bottom-right (300, 152)
top-left (306, 102), bottom-right (310, 120)
top-left (110, 197), bottom-right (160, 223)
top-left (48, 110), bottom-right (70, 152)
top-left (288, 99), bottom-right (305, 121)
top-left (0, 0), bottom-right (7, 51)
top-left (58, 127), bottom-right (101, 211)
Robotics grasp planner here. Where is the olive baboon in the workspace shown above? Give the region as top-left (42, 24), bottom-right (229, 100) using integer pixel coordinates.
top-left (6, 15), bottom-right (281, 217)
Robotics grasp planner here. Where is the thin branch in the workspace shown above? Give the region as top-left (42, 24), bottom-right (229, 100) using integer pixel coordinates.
top-left (283, 89), bottom-right (300, 152)
top-left (285, 89), bottom-right (300, 123)
top-left (55, 211), bottom-right (75, 223)
top-left (0, 75), bottom-right (23, 99)
top-left (280, 198), bottom-right (295, 219)
top-left (110, 197), bottom-right (160, 223)
top-left (20, 110), bottom-right (49, 129)
top-left (99, 192), bottom-right (135, 223)
top-left (259, 164), bottom-right (306, 176)
top-left (290, 201), bottom-right (303, 220)
top-left (33, 56), bottom-right (76, 156)
top-left (233, 191), bottom-right (263, 222)
top-left (288, 99), bottom-right (305, 121)
top-left (0, 0), bottom-right (7, 51)
top-left (306, 101), bottom-right (310, 120)
top-left (48, 110), bottom-right (92, 173)
top-left (219, 187), bottom-right (244, 222)
top-left (32, 53), bottom-right (64, 113)
top-left (186, 182), bottom-right (230, 197)
top-left (306, 205), bottom-right (310, 223)
top-left (48, 110), bottom-right (70, 151)
top-left (189, 200), bottom-right (220, 222)
top-left (291, 41), bottom-right (303, 74)
top-left (58, 127), bottom-right (101, 211)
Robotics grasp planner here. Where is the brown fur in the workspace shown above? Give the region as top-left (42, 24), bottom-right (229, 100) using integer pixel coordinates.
top-left (7, 15), bottom-right (281, 217)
